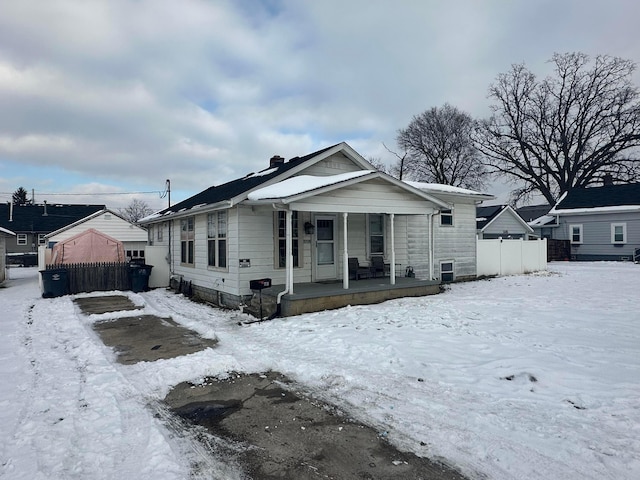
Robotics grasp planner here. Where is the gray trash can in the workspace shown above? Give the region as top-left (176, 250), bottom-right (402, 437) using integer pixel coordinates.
top-left (40, 268), bottom-right (69, 298)
top-left (129, 264), bottom-right (153, 292)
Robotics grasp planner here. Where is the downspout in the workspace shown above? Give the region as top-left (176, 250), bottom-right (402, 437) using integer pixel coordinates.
top-left (428, 213), bottom-right (434, 280)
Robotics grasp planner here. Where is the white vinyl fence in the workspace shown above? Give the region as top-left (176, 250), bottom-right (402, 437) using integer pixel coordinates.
top-left (477, 238), bottom-right (547, 277)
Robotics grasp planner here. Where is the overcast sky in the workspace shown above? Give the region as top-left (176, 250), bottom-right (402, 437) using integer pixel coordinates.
top-left (1, 0), bottom-right (638, 210)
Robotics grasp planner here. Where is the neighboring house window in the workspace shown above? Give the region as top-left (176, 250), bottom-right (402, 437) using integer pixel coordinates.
top-left (127, 250), bottom-right (144, 259)
top-left (208, 211), bottom-right (227, 268)
top-left (570, 224), bottom-right (583, 244)
top-left (440, 261), bottom-right (455, 282)
top-left (180, 217), bottom-right (195, 265)
top-left (276, 211), bottom-right (299, 268)
top-left (368, 214), bottom-right (384, 255)
top-left (611, 223), bottom-right (626, 244)
top-left (17, 234), bottom-right (27, 245)
top-left (38, 234), bottom-right (46, 245)
top-left (440, 209), bottom-right (453, 226)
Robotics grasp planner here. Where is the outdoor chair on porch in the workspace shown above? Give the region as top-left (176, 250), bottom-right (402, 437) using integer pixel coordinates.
top-left (348, 257), bottom-right (372, 280)
top-left (370, 256), bottom-right (390, 277)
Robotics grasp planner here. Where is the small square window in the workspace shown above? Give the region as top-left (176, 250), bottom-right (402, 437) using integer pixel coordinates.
top-left (17, 234), bottom-right (27, 245)
top-left (440, 209), bottom-right (453, 226)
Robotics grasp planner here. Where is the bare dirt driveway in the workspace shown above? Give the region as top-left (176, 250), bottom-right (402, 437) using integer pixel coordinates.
top-left (77, 295), bottom-right (467, 480)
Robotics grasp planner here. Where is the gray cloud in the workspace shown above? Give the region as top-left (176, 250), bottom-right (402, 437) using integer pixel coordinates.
top-left (0, 0), bottom-right (638, 208)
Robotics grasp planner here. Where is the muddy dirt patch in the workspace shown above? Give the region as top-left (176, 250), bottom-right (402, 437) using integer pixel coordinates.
top-left (74, 295), bottom-right (141, 315)
top-left (165, 371), bottom-right (467, 480)
top-left (93, 315), bottom-right (218, 364)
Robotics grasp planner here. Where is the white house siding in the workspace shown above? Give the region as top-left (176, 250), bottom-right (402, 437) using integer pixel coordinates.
top-left (301, 152), bottom-right (363, 176)
top-left (0, 235), bottom-right (6, 283)
top-left (49, 212), bottom-right (148, 244)
top-left (481, 212), bottom-right (529, 239)
top-left (554, 212), bottom-right (640, 260)
top-left (434, 202), bottom-right (478, 280)
top-left (404, 215), bottom-right (431, 279)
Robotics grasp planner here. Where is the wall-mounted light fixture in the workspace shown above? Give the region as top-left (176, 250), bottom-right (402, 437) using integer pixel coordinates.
top-left (304, 221), bottom-right (315, 235)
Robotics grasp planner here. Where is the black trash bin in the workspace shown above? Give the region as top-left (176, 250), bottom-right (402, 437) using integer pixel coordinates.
top-left (40, 268), bottom-right (69, 298)
top-left (129, 264), bottom-right (153, 292)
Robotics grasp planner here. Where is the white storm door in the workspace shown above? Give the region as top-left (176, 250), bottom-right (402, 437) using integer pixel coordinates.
top-left (315, 215), bottom-right (336, 280)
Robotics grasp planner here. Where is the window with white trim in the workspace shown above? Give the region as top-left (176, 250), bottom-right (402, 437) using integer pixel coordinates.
top-left (157, 223), bottom-right (163, 241)
top-left (276, 211), bottom-right (299, 268)
top-left (440, 261), bottom-right (454, 282)
top-left (180, 217), bottom-right (195, 265)
top-left (17, 234), bottom-right (27, 245)
top-left (368, 214), bottom-right (384, 255)
top-left (569, 224), bottom-right (583, 244)
top-left (611, 223), bottom-right (626, 244)
top-left (38, 234), bottom-right (46, 245)
top-left (208, 211), bottom-right (227, 268)
top-left (440, 209), bottom-right (453, 226)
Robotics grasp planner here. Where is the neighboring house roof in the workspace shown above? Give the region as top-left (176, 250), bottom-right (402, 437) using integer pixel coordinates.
top-left (516, 204), bottom-right (552, 223)
top-left (0, 203), bottom-right (106, 232)
top-left (476, 205), bottom-right (534, 233)
top-left (45, 208), bottom-right (147, 240)
top-left (549, 183), bottom-right (640, 215)
top-left (0, 226), bottom-right (16, 236)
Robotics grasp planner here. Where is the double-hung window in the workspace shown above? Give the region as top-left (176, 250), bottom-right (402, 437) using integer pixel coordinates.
top-left (368, 214), bottom-right (384, 255)
top-left (157, 223), bottom-right (163, 242)
top-left (180, 217), bottom-right (195, 265)
top-left (208, 211), bottom-right (227, 268)
top-left (276, 211), bottom-right (299, 268)
top-left (440, 261), bottom-right (455, 282)
top-left (611, 223), bottom-right (626, 244)
top-left (569, 224), bottom-right (583, 244)
top-left (17, 234), bottom-right (27, 246)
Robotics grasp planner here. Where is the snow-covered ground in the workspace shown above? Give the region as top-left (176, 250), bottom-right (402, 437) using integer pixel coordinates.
top-left (1, 262), bottom-right (638, 479)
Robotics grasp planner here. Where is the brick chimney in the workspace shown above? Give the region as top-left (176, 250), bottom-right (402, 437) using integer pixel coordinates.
top-left (270, 155), bottom-right (285, 168)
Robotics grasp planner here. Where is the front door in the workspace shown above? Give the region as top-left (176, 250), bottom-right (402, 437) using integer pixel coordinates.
top-left (315, 215), bottom-right (336, 280)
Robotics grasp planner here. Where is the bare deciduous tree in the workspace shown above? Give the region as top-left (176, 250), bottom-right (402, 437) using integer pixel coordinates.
top-left (475, 52), bottom-right (640, 205)
top-left (397, 104), bottom-right (486, 189)
top-left (119, 199), bottom-right (153, 223)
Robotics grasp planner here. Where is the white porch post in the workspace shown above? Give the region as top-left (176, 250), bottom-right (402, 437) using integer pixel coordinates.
top-left (343, 212), bottom-right (349, 289)
top-left (390, 213), bottom-right (396, 285)
top-left (286, 209), bottom-right (294, 295)
top-left (428, 213), bottom-right (434, 280)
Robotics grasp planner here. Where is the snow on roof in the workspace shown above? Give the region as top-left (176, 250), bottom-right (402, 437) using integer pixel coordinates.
top-left (528, 214), bottom-right (557, 227)
top-left (245, 167), bottom-right (278, 178)
top-left (404, 181), bottom-right (491, 197)
top-left (247, 171), bottom-right (374, 200)
top-left (549, 205), bottom-right (640, 215)
top-left (0, 226), bottom-right (16, 236)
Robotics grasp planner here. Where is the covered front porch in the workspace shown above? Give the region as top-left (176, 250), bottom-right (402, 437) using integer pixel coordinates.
top-left (246, 275), bottom-right (441, 318)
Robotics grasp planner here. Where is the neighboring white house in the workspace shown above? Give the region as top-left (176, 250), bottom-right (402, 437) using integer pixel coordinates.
top-left (1, 226), bottom-right (16, 284)
top-left (476, 205), bottom-right (534, 239)
top-left (139, 142), bottom-right (494, 316)
top-left (44, 208), bottom-right (149, 261)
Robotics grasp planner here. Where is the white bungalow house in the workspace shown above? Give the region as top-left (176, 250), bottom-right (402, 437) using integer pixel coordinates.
top-left (139, 143), bottom-right (494, 317)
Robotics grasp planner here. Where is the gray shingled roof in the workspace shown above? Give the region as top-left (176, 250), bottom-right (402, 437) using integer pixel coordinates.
top-left (555, 183), bottom-right (640, 209)
top-left (0, 204), bottom-right (106, 233)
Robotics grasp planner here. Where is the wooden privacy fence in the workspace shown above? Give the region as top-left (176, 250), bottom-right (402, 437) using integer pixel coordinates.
top-left (45, 262), bottom-right (130, 294)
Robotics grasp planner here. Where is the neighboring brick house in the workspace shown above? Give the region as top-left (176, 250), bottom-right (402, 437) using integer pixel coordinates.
top-left (0, 203), bottom-right (105, 258)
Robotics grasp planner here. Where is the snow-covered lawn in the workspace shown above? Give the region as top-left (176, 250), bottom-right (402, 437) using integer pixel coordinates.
top-left (1, 262), bottom-right (638, 479)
